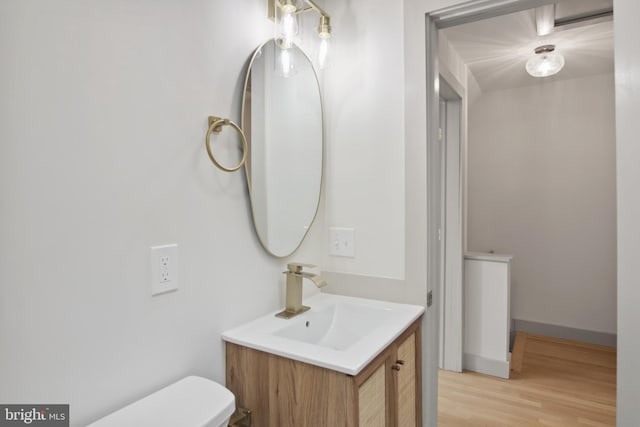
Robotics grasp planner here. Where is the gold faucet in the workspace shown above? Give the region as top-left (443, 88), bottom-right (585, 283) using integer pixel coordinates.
top-left (275, 263), bottom-right (327, 319)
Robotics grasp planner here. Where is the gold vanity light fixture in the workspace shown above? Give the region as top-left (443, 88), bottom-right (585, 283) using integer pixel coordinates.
top-left (525, 44), bottom-right (565, 78)
top-left (273, 0), bottom-right (299, 49)
top-left (268, 0), bottom-right (332, 69)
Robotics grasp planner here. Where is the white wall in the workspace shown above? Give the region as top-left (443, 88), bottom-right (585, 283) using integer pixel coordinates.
top-left (322, 0), bottom-right (405, 279)
top-left (613, 0), bottom-right (640, 423)
top-left (320, 0), bottom-right (475, 284)
top-left (0, 1), bottom-right (324, 425)
top-left (467, 73), bottom-right (617, 334)
top-left (439, 32), bottom-right (467, 88)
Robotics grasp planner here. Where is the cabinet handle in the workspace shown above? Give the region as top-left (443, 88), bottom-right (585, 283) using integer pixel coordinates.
top-left (396, 360), bottom-right (405, 365)
top-left (392, 364), bottom-right (401, 371)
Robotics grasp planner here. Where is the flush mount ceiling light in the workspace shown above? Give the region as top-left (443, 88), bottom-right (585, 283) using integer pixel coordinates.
top-left (526, 44), bottom-right (565, 78)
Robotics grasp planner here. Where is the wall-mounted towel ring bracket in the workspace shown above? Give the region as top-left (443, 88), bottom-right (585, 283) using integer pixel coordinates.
top-left (205, 116), bottom-right (247, 172)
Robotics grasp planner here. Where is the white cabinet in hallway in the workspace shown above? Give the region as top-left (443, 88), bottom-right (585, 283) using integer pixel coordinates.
top-left (463, 252), bottom-right (513, 378)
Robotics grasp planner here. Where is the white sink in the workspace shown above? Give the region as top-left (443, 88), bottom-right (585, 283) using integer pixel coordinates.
top-left (274, 301), bottom-right (393, 351)
top-left (222, 293), bottom-right (424, 375)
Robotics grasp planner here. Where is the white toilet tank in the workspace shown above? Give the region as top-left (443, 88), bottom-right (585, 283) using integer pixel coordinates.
top-left (87, 376), bottom-right (235, 427)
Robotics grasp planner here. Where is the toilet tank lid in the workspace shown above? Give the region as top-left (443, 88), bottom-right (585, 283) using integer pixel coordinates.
top-left (88, 376), bottom-right (235, 427)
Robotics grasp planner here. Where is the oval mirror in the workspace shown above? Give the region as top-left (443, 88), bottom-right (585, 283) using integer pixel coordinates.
top-left (242, 39), bottom-right (324, 257)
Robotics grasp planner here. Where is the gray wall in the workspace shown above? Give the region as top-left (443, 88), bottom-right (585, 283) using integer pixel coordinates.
top-left (467, 73), bottom-right (617, 334)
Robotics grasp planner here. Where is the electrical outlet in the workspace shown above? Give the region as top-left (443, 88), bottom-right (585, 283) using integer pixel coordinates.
top-left (159, 255), bottom-right (171, 283)
top-left (151, 244), bottom-right (178, 295)
top-left (160, 270), bottom-right (170, 283)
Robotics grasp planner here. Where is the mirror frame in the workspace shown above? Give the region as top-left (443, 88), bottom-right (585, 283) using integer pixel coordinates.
top-left (241, 39), bottom-right (325, 258)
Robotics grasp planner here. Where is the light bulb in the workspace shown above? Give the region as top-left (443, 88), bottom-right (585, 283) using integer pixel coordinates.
top-left (282, 10), bottom-right (298, 40)
top-left (316, 15), bottom-right (331, 70)
top-left (318, 38), bottom-right (330, 69)
top-left (280, 48), bottom-right (292, 77)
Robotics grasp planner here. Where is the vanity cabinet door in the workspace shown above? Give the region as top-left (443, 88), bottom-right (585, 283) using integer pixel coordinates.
top-left (354, 320), bottom-right (422, 427)
top-left (358, 363), bottom-right (387, 426)
top-left (395, 332), bottom-right (419, 427)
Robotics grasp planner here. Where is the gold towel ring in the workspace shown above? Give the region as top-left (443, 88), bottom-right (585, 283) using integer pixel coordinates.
top-left (205, 116), bottom-right (248, 172)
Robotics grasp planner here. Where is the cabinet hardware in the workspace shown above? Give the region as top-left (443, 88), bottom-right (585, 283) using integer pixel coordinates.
top-left (392, 364), bottom-right (401, 371)
top-left (396, 360), bottom-right (405, 365)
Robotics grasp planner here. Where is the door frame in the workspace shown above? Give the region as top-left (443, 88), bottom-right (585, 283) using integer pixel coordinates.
top-left (403, 1), bottom-right (557, 425)
top-left (439, 72), bottom-right (464, 373)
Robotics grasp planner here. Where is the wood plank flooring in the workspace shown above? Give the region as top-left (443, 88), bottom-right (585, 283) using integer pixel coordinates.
top-left (438, 333), bottom-right (616, 426)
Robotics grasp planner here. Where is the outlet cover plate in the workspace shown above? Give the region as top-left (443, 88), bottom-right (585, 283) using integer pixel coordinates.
top-left (150, 244), bottom-right (179, 296)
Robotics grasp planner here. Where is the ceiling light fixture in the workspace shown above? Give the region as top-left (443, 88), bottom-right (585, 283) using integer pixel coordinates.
top-left (525, 44), bottom-right (565, 77)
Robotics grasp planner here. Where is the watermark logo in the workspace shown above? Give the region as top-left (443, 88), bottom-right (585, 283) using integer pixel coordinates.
top-left (0, 405), bottom-right (68, 426)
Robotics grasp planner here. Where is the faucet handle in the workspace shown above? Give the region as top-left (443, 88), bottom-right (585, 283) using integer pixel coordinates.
top-left (286, 262), bottom-right (316, 273)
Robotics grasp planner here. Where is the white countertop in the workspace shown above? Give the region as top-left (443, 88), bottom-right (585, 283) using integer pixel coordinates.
top-left (222, 293), bottom-right (424, 375)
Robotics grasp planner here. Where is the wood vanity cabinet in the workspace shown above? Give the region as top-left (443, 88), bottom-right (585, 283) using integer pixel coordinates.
top-left (225, 317), bottom-right (422, 427)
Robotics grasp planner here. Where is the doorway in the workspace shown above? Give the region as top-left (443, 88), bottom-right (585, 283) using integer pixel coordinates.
top-left (404, 0), bottom-right (616, 425)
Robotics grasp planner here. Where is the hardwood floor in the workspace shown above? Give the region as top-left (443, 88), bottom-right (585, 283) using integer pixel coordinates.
top-left (438, 333), bottom-right (616, 426)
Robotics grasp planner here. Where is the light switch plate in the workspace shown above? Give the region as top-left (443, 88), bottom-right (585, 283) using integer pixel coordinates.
top-left (329, 227), bottom-right (355, 257)
top-left (150, 244), bottom-right (179, 296)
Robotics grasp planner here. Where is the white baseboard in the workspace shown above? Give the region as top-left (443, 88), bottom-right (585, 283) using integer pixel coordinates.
top-left (463, 353), bottom-right (510, 379)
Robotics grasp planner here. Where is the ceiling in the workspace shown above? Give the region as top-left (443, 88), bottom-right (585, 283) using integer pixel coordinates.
top-left (441, 0), bottom-right (614, 92)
